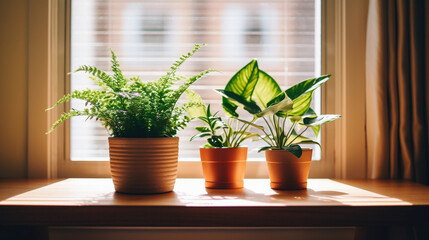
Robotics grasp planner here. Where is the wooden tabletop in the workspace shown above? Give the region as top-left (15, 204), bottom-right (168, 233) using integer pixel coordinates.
top-left (1, 178), bottom-right (428, 227)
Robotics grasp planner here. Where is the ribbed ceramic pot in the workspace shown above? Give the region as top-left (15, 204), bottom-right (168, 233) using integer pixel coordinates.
top-left (108, 137), bottom-right (179, 194)
top-left (200, 147), bottom-right (247, 189)
top-left (265, 149), bottom-right (312, 190)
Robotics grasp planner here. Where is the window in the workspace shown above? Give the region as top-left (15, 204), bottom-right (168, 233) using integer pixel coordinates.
top-left (28, 0), bottom-right (368, 179)
top-left (69, 0), bottom-right (322, 163)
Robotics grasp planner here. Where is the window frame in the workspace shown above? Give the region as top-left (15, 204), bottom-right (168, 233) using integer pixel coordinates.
top-left (28, 0), bottom-right (368, 179)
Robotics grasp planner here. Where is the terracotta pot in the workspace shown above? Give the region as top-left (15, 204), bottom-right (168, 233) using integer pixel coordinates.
top-left (200, 147), bottom-right (247, 189)
top-left (108, 137), bottom-right (178, 194)
top-left (265, 149), bottom-right (312, 190)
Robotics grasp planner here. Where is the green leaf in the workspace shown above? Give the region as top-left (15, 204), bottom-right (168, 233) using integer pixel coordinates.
top-left (217, 90), bottom-right (261, 114)
top-left (266, 75), bottom-right (330, 108)
top-left (287, 91), bottom-right (313, 117)
top-left (185, 89), bottom-right (206, 119)
top-left (283, 144), bottom-right (302, 158)
top-left (219, 59), bottom-right (259, 116)
top-left (190, 132), bottom-right (212, 141)
top-left (208, 135), bottom-right (223, 148)
top-left (310, 125), bottom-right (320, 137)
top-left (221, 98), bottom-right (239, 117)
top-left (202, 143), bottom-right (215, 148)
top-left (255, 94), bottom-right (293, 118)
top-left (295, 108), bottom-right (319, 135)
top-left (234, 118), bottom-right (264, 130)
top-left (286, 131), bottom-right (313, 145)
top-left (174, 69), bottom-right (216, 102)
top-left (304, 107), bottom-right (318, 118)
top-left (253, 70), bottom-right (282, 108)
top-left (224, 59), bottom-right (259, 100)
top-left (195, 126), bottom-right (210, 133)
top-left (294, 140), bottom-right (321, 148)
top-left (285, 75), bottom-right (331, 100)
top-left (302, 114), bottom-right (341, 126)
top-left (258, 146), bottom-right (273, 152)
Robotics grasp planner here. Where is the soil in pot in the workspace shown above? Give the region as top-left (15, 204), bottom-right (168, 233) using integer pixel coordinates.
top-left (265, 149), bottom-right (312, 190)
top-left (108, 137), bottom-right (178, 194)
top-left (200, 147), bottom-right (247, 189)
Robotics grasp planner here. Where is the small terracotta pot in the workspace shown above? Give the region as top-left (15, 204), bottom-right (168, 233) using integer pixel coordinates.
top-left (265, 149), bottom-right (312, 190)
top-left (108, 137), bottom-right (178, 194)
top-left (200, 147), bottom-right (247, 189)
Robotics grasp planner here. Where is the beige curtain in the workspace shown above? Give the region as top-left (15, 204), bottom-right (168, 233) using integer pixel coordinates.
top-left (366, 0), bottom-right (429, 185)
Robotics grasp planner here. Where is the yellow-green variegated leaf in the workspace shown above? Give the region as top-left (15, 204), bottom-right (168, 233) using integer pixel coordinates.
top-left (255, 94), bottom-right (293, 118)
top-left (253, 70), bottom-right (282, 108)
top-left (216, 90), bottom-right (261, 114)
top-left (286, 133), bottom-right (313, 145)
top-left (185, 89), bottom-right (206, 119)
top-left (225, 59), bottom-right (259, 99)
top-left (287, 91), bottom-right (312, 116)
top-left (220, 59), bottom-right (259, 117)
top-left (302, 114), bottom-right (341, 126)
top-left (285, 75), bottom-right (330, 100)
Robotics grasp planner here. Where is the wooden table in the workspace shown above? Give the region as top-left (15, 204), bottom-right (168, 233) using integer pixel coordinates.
top-left (1, 178), bottom-right (429, 239)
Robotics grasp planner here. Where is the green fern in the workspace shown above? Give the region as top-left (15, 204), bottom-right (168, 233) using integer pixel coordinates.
top-left (47, 44), bottom-right (213, 137)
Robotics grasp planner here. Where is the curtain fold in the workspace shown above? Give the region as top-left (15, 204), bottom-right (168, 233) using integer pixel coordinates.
top-left (366, 0), bottom-right (429, 185)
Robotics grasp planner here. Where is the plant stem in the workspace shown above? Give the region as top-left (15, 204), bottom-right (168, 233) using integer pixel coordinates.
top-left (222, 126), bottom-right (231, 147)
top-left (231, 119), bottom-right (245, 147)
top-left (289, 126), bottom-right (309, 145)
top-left (263, 117), bottom-right (276, 147)
top-left (285, 121), bottom-right (296, 144)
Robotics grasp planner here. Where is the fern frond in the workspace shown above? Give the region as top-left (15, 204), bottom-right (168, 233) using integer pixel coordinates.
top-left (46, 89), bottom-right (105, 111)
top-left (47, 110), bottom-right (86, 133)
top-left (158, 44), bottom-right (205, 91)
top-left (168, 43), bottom-right (204, 76)
top-left (173, 69), bottom-right (217, 101)
top-left (89, 76), bottom-right (109, 90)
top-left (74, 65), bottom-right (116, 90)
top-left (110, 49), bottom-right (127, 90)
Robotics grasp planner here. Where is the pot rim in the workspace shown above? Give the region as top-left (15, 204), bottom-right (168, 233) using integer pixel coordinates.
top-left (200, 146), bottom-right (248, 149)
top-left (108, 136), bottom-right (179, 140)
top-left (265, 147), bottom-right (313, 151)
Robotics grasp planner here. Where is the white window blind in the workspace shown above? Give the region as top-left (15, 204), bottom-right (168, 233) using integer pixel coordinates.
top-left (70, 0), bottom-right (321, 161)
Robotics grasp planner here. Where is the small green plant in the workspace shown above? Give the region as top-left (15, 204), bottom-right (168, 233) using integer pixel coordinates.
top-left (186, 91), bottom-right (260, 148)
top-left (216, 59), bottom-right (341, 158)
top-left (47, 44), bottom-right (214, 138)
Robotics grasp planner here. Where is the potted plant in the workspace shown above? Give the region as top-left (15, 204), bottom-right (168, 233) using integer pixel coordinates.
top-left (217, 59), bottom-right (341, 190)
top-left (47, 44), bottom-right (214, 194)
top-left (186, 91), bottom-right (260, 189)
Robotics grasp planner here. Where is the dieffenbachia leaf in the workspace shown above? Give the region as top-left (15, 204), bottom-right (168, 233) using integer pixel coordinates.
top-left (298, 108), bottom-right (320, 136)
top-left (255, 94), bottom-right (293, 118)
top-left (252, 70), bottom-right (282, 108)
top-left (266, 75), bottom-right (330, 108)
top-left (287, 91), bottom-right (313, 117)
top-left (216, 90), bottom-right (261, 114)
top-left (282, 144), bottom-right (302, 158)
top-left (285, 75), bottom-right (331, 100)
top-left (293, 140), bottom-right (321, 148)
top-left (220, 59), bottom-right (259, 116)
top-left (302, 114), bottom-right (341, 126)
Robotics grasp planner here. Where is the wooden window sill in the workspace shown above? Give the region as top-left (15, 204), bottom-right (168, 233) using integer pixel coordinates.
top-left (0, 178), bottom-right (429, 227)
